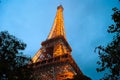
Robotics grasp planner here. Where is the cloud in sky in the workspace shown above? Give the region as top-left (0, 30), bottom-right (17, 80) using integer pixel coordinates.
top-left (0, 0), bottom-right (120, 80)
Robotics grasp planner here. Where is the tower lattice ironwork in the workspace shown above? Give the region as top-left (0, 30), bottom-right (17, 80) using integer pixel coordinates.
top-left (31, 5), bottom-right (90, 80)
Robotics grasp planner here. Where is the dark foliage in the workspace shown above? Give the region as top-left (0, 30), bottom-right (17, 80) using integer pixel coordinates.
top-left (0, 31), bottom-right (32, 80)
top-left (95, 6), bottom-right (120, 80)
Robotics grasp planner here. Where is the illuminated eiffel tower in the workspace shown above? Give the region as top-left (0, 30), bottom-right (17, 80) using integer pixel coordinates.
top-left (31, 5), bottom-right (90, 80)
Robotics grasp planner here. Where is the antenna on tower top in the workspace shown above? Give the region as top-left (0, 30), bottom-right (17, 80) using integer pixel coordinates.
top-left (58, 0), bottom-right (63, 7)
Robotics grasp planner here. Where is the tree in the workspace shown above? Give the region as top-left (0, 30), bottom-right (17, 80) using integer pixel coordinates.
top-left (0, 31), bottom-right (32, 80)
top-left (95, 4), bottom-right (120, 80)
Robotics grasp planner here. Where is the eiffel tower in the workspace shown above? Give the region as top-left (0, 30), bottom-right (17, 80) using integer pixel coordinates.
top-left (31, 5), bottom-right (90, 80)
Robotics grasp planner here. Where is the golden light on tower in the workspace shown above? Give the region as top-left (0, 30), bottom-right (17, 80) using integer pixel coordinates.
top-left (30, 5), bottom-right (91, 80)
top-left (47, 5), bottom-right (66, 40)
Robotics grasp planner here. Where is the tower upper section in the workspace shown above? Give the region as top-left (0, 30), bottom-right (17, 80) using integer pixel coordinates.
top-left (47, 5), bottom-right (66, 40)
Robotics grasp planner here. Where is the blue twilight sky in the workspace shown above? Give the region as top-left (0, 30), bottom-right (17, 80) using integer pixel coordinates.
top-left (0, 0), bottom-right (120, 80)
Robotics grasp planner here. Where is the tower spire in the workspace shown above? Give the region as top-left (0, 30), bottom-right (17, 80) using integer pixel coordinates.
top-left (47, 5), bottom-right (66, 40)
